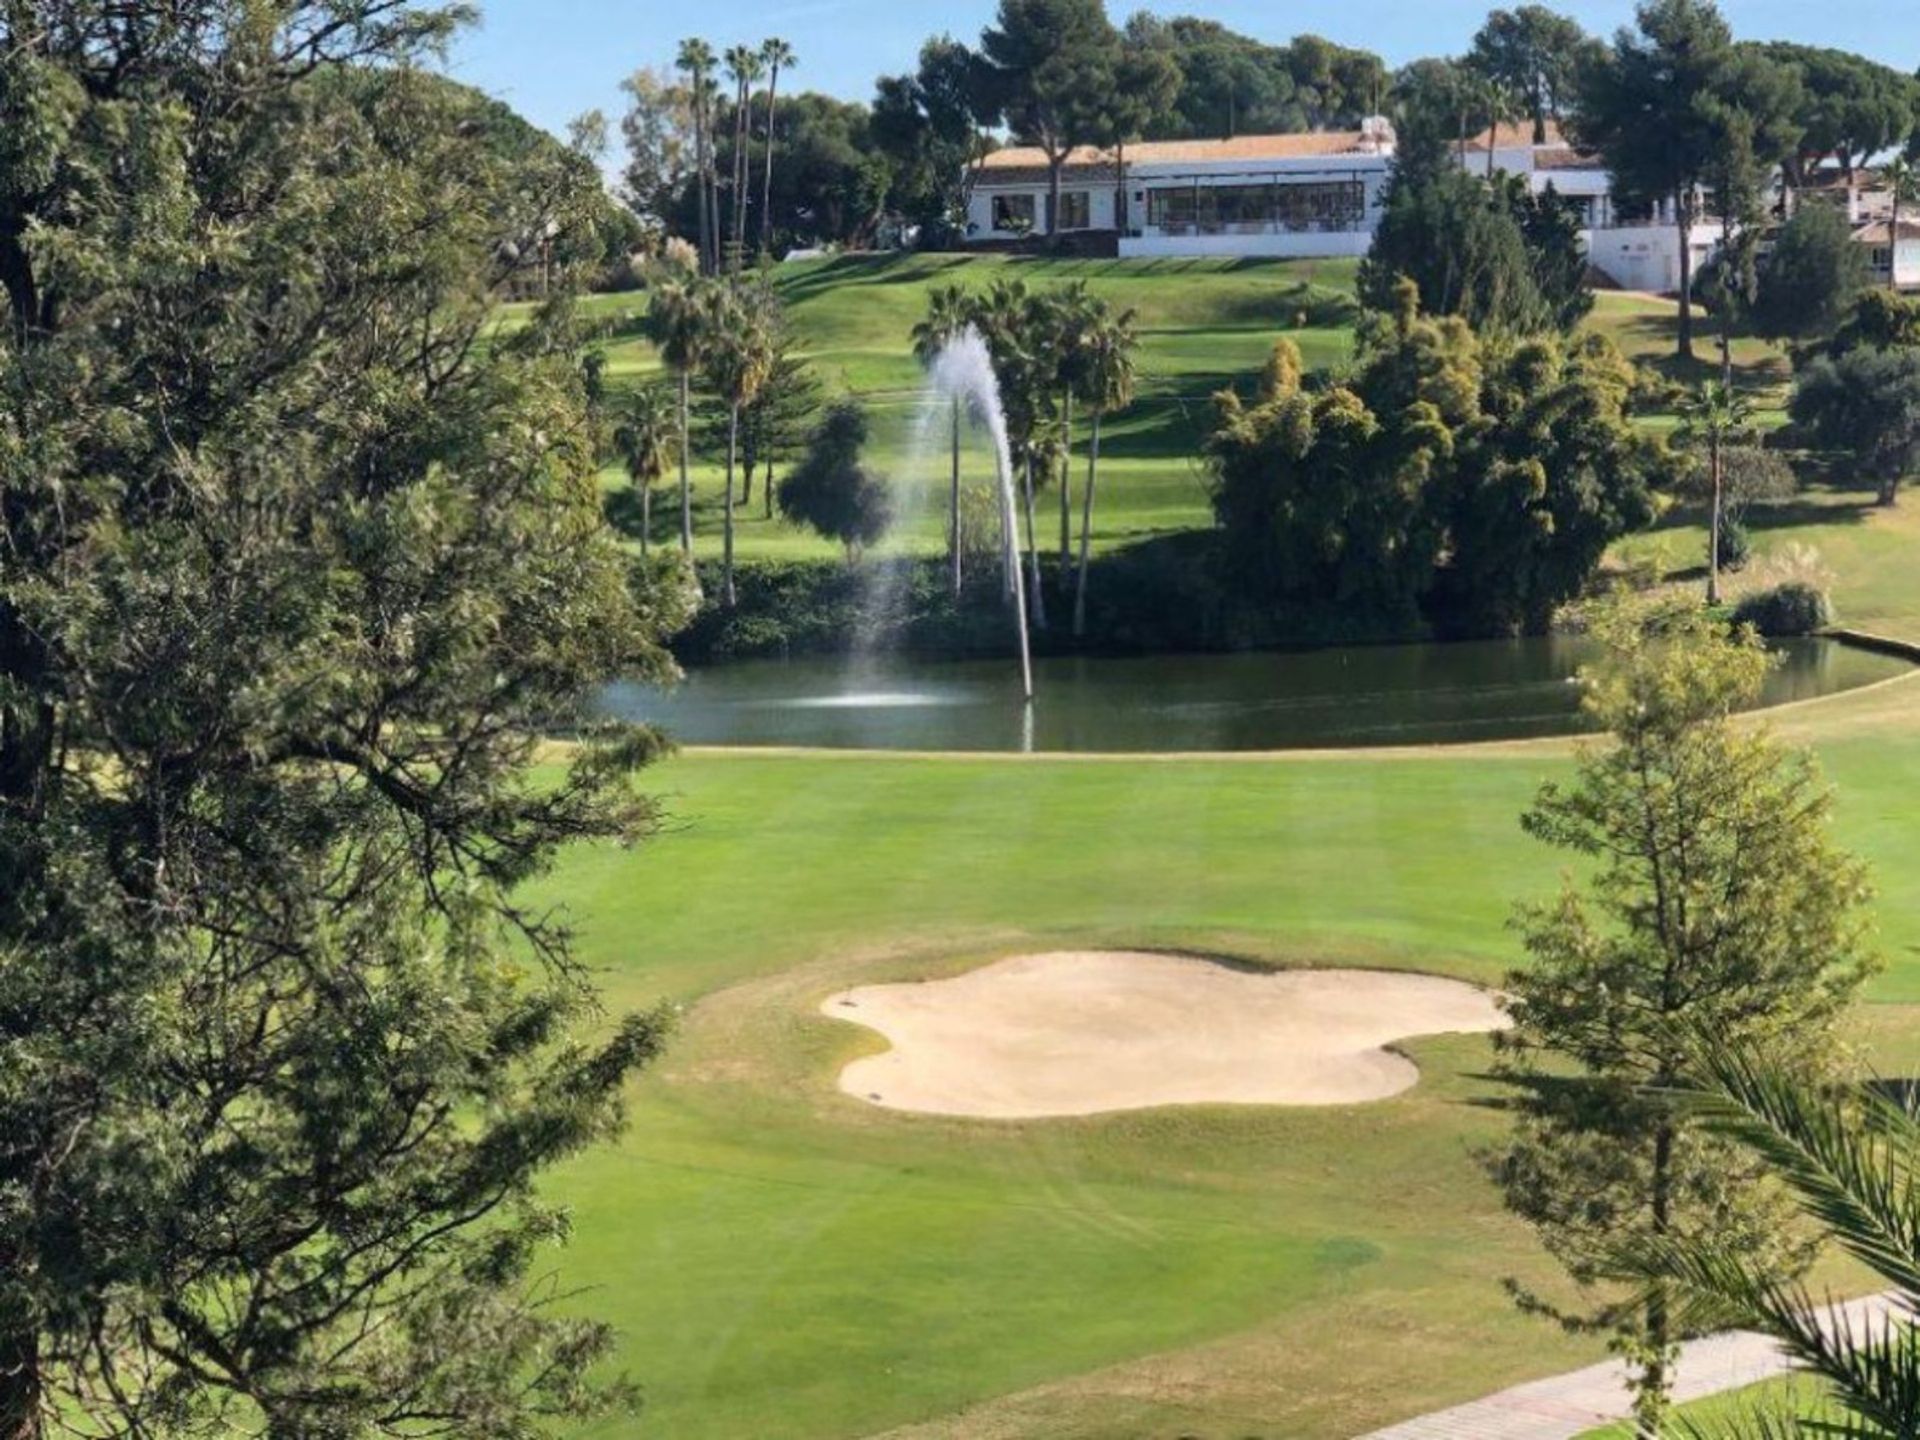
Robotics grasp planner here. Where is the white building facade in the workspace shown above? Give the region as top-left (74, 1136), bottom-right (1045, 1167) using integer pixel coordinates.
top-left (964, 120), bottom-right (1726, 295)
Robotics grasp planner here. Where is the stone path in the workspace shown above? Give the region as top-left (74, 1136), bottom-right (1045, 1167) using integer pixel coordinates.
top-left (1357, 1293), bottom-right (1902, 1439)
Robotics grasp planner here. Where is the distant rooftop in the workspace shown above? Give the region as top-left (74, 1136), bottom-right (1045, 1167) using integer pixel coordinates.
top-left (1465, 120), bottom-right (1573, 152)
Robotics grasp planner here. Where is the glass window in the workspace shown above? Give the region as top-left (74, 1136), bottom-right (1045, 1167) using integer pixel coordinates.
top-left (991, 193), bottom-right (1035, 233)
top-left (1148, 180), bottom-right (1366, 233)
top-left (1057, 191), bottom-right (1091, 231)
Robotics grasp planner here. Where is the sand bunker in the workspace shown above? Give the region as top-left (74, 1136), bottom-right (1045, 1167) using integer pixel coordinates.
top-left (821, 951), bottom-right (1507, 1118)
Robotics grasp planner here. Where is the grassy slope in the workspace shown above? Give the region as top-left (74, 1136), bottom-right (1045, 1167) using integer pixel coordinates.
top-left (579, 256), bottom-right (1920, 646)
top-left (581, 253), bottom-right (1359, 559)
top-left (536, 678), bottom-right (1920, 1440)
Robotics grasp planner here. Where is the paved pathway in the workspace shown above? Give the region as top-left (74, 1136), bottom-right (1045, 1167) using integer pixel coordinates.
top-left (1358, 1294), bottom-right (1903, 1440)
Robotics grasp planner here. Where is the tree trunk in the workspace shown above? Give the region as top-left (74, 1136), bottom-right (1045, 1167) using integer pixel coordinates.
top-left (1021, 451), bottom-right (1047, 629)
top-left (678, 369), bottom-right (693, 553)
top-left (1635, 1121), bottom-right (1676, 1433)
top-left (724, 404), bottom-right (738, 608)
top-left (1058, 389), bottom-right (1073, 569)
top-left (1707, 432), bottom-right (1726, 601)
top-left (1675, 192), bottom-right (1696, 362)
top-left (0, 1327), bottom-right (41, 1440)
top-left (764, 457), bottom-right (776, 520)
top-left (639, 481), bottom-right (651, 559)
top-left (1073, 410), bottom-right (1101, 637)
top-left (761, 66), bottom-right (781, 255)
top-left (1115, 139), bottom-right (1128, 233)
top-left (948, 399), bottom-right (963, 598)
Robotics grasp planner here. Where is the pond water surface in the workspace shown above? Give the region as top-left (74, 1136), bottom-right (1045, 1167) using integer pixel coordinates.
top-left (597, 637), bottom-right (1909, 753)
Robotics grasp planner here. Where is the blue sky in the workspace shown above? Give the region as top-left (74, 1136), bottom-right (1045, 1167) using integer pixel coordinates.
top-left (442, 2), bottom-right (1920, 144)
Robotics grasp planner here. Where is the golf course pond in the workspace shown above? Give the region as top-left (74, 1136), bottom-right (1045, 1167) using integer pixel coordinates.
top-left (600, 635), bottom-right (1912, 753)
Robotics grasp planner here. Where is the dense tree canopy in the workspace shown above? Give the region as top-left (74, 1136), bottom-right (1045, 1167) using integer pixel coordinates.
top-left (1468, 6), bottom-right (1600, 144)
top-left (1752, 202), bottom-right (1869, 341)
top-left (1575, 0), bottom-right (1802, 360)
top-left (1759, 41), bottom-right (1920, 184)
top-left (1208, 285), bottom-right (1659, 635)
top-left (1359, 162), bottom-right (1591, 336)
top-left (1122, 16), bottom-right (1388, 140)
top-left (0, 4), bottom-right (678, 1436)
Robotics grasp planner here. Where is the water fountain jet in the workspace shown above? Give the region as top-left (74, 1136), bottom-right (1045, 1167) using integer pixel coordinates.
top-left (923, 328), bottom-right (1034, 704)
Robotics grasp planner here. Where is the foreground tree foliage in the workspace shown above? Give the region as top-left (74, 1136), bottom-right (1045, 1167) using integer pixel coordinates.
top-left (0, 4), bottom-right (680, 1435)
top-left (1208, 285), bottom-right (1658, 635)
top-left (1628, 1043), bottom-right (1920, 1438)
top-left (1490, 600), bottom-right (1876, 1433)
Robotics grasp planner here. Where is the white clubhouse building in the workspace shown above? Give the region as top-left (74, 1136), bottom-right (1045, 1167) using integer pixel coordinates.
top-left (965, 120), bottom-right (1723, 294)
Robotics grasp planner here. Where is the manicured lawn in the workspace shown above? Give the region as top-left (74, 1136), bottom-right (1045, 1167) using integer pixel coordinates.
top-left (533, 679), bottom-right (1920, 1439)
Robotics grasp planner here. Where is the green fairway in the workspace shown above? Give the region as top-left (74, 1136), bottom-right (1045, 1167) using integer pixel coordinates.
top-left (532, 674), bottom-right (1920, 1439)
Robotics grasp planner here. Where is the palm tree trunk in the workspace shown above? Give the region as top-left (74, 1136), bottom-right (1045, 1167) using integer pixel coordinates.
top-left (693, 96), bottom-right (711, 274)
top-left (1707, 432), bottom-right (1723, 606)
top-left (949, 398), bottom-right (963, 598)
top-left (733, 81), bottom-right (750, 265)
top-left (724, 404), bottom-right (739, 607)
top-left (678, 369), bottom-right (693, 553)
top-left (1021, 451), bottom-right (1046, 629)
top-left (1073, 410), bottom-right (1101, 637)
top-left (1058, 389), bottom-right (1073, 569)
top-left (639, 481), bottom-right (651, 559)
top-left (760, 65), bottom-right (781, 255)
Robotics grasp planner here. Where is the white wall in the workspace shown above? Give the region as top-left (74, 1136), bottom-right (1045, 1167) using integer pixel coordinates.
top-left (1583, 222), bottom-right (1725, 294)
top-left (966, 182), bottom-right (1119, 241)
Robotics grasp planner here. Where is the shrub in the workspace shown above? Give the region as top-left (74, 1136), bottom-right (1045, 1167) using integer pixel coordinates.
top-left (776, 401), bottom-right (895, 557)
top-left (1732, 581), bottom-right (1834, 637)
top-left (1715, 516), bottom-right (1753, 573)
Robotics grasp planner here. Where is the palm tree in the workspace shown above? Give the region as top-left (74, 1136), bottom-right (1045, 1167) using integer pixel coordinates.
top-left (700, 281), bottom-right (777, 607)
top-left (976, 278), bottom-right (1051, 628)
top-left (1475, 74), bottom-right (1519, 181)
top-left (675, 39), bottom-right (718, 274)
top-left (643, 270), bottom-right (710, 554)
top-left (1072, 307), bottom-right (1138, 638)
top-left (612, 385), bottom-right (677, 558)
top-left (723, 44), bottom-right (764, 269)
top-left (758, 39), bottom-right (795, 257)
top-left (912, 284), bottom-right (978, 597)
top-left (1045, 281), bottom-right (1100, 572)
top-left (1677, 379), bottom-right (1754, 606)
top-left (1631, 1041), bottom-right (1920, 1436)
top-left (1884, 156), bottom-right (1919, 294)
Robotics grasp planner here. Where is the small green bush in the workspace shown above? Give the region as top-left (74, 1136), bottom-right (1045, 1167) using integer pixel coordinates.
top-left (1715, 517), bottom-right (1753, 573)
top-left (1732, 581), bottom-right (1834, 637)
